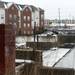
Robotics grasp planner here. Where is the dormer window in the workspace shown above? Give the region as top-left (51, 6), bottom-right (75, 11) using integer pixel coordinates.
top-left (28, 16), bottom-right (30, 21)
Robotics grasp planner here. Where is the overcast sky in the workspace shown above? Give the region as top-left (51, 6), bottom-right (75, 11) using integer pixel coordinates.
top-left (2, 0), bottom-right (75, 19)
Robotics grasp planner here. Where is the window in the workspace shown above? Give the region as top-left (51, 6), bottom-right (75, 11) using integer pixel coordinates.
top-left (1, 14), bottom-right (4, 19)
top-left (27, 16), bottom-right (30, 21)
top-left (24, 16), bottom-right (26, 20)
top-left (24, 23), bottom-right (26, 27)
top-left (28, 23), bottom-right (30, 27)
top-left (14, 15), bottom-right (17, 20)
top-left (37, 23), bottom-right (39, 26)
top-left (14, 23), bottom-right (16, 25)
top-left (1, 16), bottom-right (4, 19)
top-left (9, 14), bottom-right (12, 18)
top-left (12, 7), bottom-right (14, 10)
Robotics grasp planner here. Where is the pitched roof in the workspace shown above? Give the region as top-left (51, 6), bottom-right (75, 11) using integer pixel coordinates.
top-left (30, 5), bottom-right (38, 12)
top-left (39, 8), bottom-right (44, 11)
top-left (19, 5), bottom-right (25, 9)
top-left (6, 2), bottom-right (13, 8)
top-left (0, 1), bottom-right (44, 12)
top-left (15, 4), bottom-right (23, 10)
top-left (0, 1), bottom-right (11, 8)
top-left (0, 1), bottom-right (5, 8)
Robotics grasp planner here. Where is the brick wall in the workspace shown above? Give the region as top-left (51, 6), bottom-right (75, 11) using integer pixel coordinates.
top-left (0, 24), bottom-right (15, 75)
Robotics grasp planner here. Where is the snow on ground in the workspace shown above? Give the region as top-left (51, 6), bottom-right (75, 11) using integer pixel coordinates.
top-left (43, 48), bottom-right (71, 67)
top-left (16, 43), bottom-right (26, 47)
top-left (16, 36), bottom-right (38, 44)
top-left (54, 48), bottom-right (75, 69)
top-left (15, 59), bottom-right (34, 63)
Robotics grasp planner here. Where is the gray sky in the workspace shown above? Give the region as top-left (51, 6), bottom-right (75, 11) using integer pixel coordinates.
top-left (2, 0), bottom-right (75, 19)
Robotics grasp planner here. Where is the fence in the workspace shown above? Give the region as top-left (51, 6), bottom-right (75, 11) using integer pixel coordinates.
top-left (16, 49), bottom-right (42, 64)
top-left (16, 62), bottom-right (74, 75)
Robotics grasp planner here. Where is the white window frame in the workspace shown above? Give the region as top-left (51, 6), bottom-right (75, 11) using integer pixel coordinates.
top-left (24, 16), bottom-right (26, 20)
top-left (28, 16), bottom-right (30, 21)
top-left (28, 23), bottom-right (30, 27)
top-left (24, 23), bottom-right (26, 27)
top-left (1, 14), bottom-right (4, 19)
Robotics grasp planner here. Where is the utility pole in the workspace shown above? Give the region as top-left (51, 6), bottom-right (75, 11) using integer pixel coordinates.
top-left (58, 8), bottom-right (61, 27)
top-left (34, 22), bottom-right (36, 42)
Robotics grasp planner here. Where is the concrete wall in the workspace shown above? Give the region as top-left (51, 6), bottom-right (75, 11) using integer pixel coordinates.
top-left (15, 62), bottom-right (74, 75)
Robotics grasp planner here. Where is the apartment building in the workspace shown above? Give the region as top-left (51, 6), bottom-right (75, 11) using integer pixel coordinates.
top-left (21, 5), bottom-right (32, 35)
top-left (0, 1), bottom-right (20, 35)
top-left (5, 3), bottom-right (20, 35)
top-left (0, 1), bottom-right (44, 36)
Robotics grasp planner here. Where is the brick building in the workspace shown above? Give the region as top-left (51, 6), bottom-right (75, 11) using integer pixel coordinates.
top-left (21, 5), bottom-right (32, 35)
top-left (0, 1), bottom-right (44, 36)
